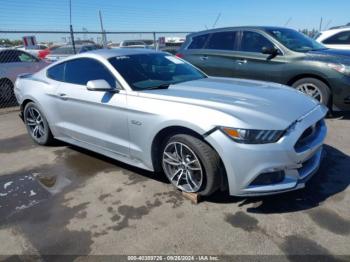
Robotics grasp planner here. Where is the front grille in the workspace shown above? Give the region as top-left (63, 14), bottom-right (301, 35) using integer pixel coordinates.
top-left (294, 120), bottom-right (323, 152)
top-left (297, 156), bottom-right (315, 179)
top-left (249, 171), bottom-right (285, 186)
top-left (297, 149), bottom-right (322, 180)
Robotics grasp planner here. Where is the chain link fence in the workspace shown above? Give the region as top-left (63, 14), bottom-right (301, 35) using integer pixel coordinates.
top-left (0, 30), bottom-right (191, 109)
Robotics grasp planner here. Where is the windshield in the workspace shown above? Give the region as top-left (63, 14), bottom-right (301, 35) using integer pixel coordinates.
top-left (266, 28), bottom-right (327, 52)
top-left (108, 53), bottom-right (206, 90)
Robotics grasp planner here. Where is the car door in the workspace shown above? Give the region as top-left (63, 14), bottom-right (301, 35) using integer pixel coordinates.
top-left (2, 50), bottom-right (46, 78)
top-left (16, 50), bottom-right (47, 72)
top-left (197, 30), bottom-right (242, 78)
top-left (0, 50), bottom-right (39, 82)
top-left (52, 58), bottom-right (130, 157)
top-left (179, 33), bottom-right (212, 71)
top-left (233, 30), bottom-right (286, 82)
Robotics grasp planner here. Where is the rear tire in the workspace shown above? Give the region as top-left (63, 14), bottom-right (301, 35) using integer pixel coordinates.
top-left (292, 78), bottom-right (330, 106)
top-left (0, 79), bottom-right (16, 107)
top-left (24, 102), bottom-right (55, 145)
top-left (161, 134), bottom-right (223, 196)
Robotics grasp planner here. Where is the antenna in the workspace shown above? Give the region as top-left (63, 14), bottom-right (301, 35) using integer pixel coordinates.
top-left (319, 17), bottom-right (323, 32)
top-left (99, 10), bottom-right (107, 48)
top-left (284, 17), bottom-right (292, 26)
top-left (212, 13), bottom-right (222, 28)
top-left (324, 20), bottom-right (332, 30)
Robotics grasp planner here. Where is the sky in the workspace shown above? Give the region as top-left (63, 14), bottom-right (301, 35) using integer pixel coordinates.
top-left (0, 0), bottom-right (349, 42)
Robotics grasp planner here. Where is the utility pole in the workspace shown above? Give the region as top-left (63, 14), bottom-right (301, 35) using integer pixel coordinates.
top-left (69, 0), bottom-right (76, 54)
top-left (284, 17), bottom-right (292, 26)
top-left (99, 10), bottom-right (107, 48)
top-left (153, 32), bottom-right (157, 50)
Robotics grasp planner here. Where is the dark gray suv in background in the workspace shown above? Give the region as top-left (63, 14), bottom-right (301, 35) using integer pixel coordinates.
top-left (177, 26), bottom-right (350, 111)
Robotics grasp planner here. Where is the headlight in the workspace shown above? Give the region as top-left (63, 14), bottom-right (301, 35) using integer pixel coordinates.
top-left (220, 127), bottom-right (285, 144)
top-left (327, 63), bottom-right (350, 76)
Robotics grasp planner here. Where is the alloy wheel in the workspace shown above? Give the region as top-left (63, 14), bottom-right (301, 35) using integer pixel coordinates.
top-left (296, 83), bottom-right (322, 102)
top-left (25, 106), bottom-right (45, 140)
top-left (162, 142), bottom-right (203, 193)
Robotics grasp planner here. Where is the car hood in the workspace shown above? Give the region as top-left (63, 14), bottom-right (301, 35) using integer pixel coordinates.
top-left (306, 48), bottom-right (350, 64)
top-left (141, 77), bottom-right (321, 130)
top-left (308, 48), bottom-right (350, 57)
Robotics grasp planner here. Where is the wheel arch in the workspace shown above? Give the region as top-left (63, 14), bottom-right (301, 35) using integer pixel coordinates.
top-left (150, 125), bottom-right (228, 191)
top-left (0, 77), bottom-right (13, 85)
top-left (287, 74), bottom-right (333, 107)
top-left (151, 126), bottom-right (203, 172)
top-left (20, 98), bottom-right (55, 135)
top-left (287, 74), bottom-right (331, 90)
top-left (20, 98), bottom-right (34, 112)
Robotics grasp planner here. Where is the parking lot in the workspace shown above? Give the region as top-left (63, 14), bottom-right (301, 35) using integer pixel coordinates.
top-left (0, 109), bottom-right (349, 259)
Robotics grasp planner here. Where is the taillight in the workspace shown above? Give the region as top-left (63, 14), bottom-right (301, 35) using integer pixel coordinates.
top-left (38, 50), bottom-right (45, 59)
top-left (175, 53), bottom-right (184, 58)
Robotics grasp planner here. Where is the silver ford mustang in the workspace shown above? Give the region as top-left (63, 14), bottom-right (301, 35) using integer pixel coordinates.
top-left (14, 49), bottom-right (328, 197)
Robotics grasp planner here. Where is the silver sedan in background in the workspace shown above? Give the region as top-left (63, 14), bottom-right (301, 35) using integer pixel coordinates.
top-left (0, 49), bottom-right (48, 106)
top-left (45, 44), bottom-right (102, 62)
top-left (14, 49), bottom-right (327, 196)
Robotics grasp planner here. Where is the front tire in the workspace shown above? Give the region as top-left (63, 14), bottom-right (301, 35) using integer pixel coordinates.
top-left (161, 134), bottom-right (222, 196)
top-left (292, 78), bottom-right (330, 106)
top-left (24, 102), bottom-right (54, 145)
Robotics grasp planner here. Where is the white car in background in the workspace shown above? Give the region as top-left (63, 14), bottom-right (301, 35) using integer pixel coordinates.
top-left (15, 44), bottom-right (48, 57)
top-left (316, 26), bottom-right (350, 50)
top-left (0, 49), bottom-right (48, 106)
top-left (45, 44), bottom-right (102, 62)
top-left (119, 40), bottom-right (153, 48)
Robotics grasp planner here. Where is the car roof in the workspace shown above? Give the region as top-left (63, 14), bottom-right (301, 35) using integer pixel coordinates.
top-left (57, 44), bottom-right (96, 48)
top-left (188, 26), bottom-right (291, 37)
top-left (0, 48), bottom-right (34, 54)
top-left (321, 27), bottom-right (350, 34)
top-left (85, 48), bottom-right (161, 59)
top-left (317, 27), bottom-right (350, 41)
top-left (43, 48), bottom-right (168, 73)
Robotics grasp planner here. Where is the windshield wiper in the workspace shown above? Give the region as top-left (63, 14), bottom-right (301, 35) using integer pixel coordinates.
top-left (143, 84), bottom-right (170, 90)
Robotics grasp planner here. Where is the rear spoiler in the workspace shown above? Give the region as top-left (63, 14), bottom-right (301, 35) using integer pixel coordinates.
top-left (17, 73), bottom-right (49, 85)
top-left (17, 73), bottom-right (33, 79)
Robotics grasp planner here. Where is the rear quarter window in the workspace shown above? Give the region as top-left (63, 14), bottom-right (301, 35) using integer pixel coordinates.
top-left (188, 34), bottom-right (210, 49)
top-left (0, 50), bottom-right (21, 63)
top-left (206, 31), bottom-right (236, 50)
top-left (47, 63), bottom-right (65, 81)
top-left (323, 31), bottom-right (350, 44)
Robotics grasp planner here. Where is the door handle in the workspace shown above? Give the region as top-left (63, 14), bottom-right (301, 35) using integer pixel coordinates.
top-left (236, 59), bottom-right (248, 64)
top-left (57, 93), bottom-right (68, 100)
top-left (200, 55), bottom-right (208, 61)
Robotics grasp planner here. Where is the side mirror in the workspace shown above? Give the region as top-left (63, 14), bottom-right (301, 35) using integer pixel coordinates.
top-left (262, 46), bottom-right (279, 55)
top-left (86, 79), bottom-right (119, 92)
top-left (261, 46), bottom-right (281, 60)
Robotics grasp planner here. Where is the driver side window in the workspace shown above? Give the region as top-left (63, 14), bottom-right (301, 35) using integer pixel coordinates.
top-left (0, 50), bottom-right (37, 63)
top-left (239, 31), bottom-right (274, 53)
top-left (17, 51), bottom-right (38, 62)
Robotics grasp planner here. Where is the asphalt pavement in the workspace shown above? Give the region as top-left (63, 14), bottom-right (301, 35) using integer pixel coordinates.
top-left (0, 110), bottom-right (349, 260)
